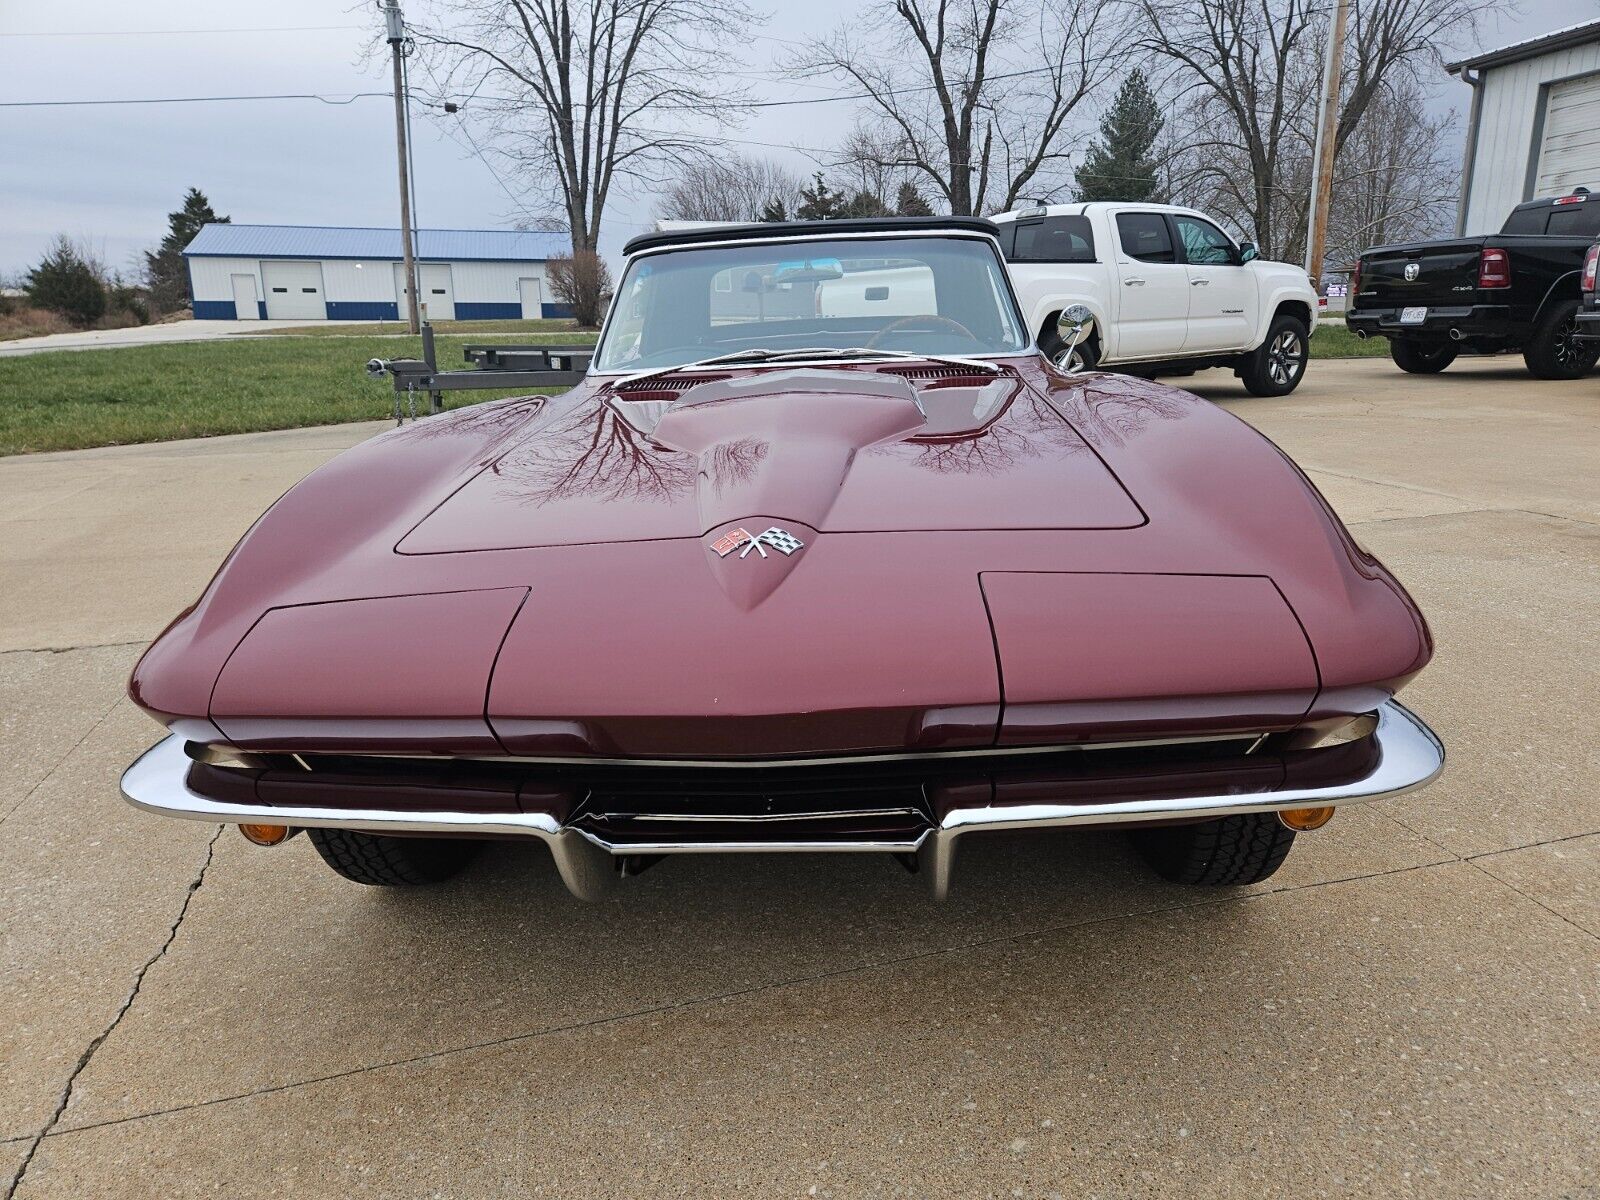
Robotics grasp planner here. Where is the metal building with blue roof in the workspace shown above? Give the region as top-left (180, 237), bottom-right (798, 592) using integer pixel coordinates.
top-left (182, 224), bottom-right (571, 321)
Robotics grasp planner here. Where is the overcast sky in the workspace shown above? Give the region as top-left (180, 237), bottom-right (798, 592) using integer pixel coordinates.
top-left (0, 0), bottom-right (1589, 278)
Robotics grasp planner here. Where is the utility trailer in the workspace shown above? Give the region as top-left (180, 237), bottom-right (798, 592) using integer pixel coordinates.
top-left (366, 324), bottom-right (592, 419)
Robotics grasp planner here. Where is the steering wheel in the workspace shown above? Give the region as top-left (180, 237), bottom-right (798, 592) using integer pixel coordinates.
top-left (865, 314), bottom-right (977, 348)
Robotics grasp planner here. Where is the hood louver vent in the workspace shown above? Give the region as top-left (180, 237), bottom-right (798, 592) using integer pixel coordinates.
top-left (878, 364), bottom-right (1002, 382)
top-left (609, 374), bottom-right (731, 402)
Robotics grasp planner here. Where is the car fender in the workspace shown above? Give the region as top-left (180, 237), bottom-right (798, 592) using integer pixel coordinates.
top-left (1248, 266), bottom-right (1319, 347)
top-left (1532, 268), bottom-right (1584, 322)
top-left (1015, 271), bottom-right (1114, 361)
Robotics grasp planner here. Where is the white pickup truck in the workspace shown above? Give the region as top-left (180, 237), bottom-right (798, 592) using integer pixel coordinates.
top-left (993, 202), bottom-right (1320, 396)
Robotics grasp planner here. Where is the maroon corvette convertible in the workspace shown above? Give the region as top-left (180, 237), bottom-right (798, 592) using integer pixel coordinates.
top-left (122, 218), bottom-right (1443, 899)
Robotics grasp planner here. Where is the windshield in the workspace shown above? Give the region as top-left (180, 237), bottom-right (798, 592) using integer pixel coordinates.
top-left (593, 235), bottom-right (1029, 372)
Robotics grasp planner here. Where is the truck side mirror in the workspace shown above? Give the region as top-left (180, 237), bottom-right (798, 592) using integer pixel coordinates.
top-left (1239, 242), bottom-right (1260, 264)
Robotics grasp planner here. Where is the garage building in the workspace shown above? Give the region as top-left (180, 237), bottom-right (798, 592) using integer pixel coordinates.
top-left (182, 224), bottom-right (570, 321)
top-left (1451, 19), bottom-right (1600, 235)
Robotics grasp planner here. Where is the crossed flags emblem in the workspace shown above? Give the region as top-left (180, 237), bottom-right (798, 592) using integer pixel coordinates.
top-left (710, 526), bottom-right (805, 559)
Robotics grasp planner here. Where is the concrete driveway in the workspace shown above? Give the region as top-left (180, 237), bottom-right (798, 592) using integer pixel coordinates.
top-left (0, 319), bottom-right (372, 358)
top-left (1, 358), bottom-right (1596, 1197)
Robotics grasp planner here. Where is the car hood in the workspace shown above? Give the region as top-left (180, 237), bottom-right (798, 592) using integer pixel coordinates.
top-left (396, 366), bottom-right (1144, 554)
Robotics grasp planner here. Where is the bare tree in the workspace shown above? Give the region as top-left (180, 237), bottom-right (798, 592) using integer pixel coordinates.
top-left (547, 250), bottom-right (613, 326)
top-left (1139, 0), bottom-right (1496, 259)
top-left (655, 155), bottom-right (804, 222)
top-left (791, 0), bottom-right (1126, 216)
top-left (410, 0), bottom-right (756, 251)
top-left (1326, 76), bottom-right (1458, 268)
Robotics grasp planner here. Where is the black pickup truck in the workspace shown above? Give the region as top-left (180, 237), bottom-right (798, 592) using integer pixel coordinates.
top-left (1579, 241), bottom-right (1600, 344)
top-left (1347, 190), bottom-right (1600, 380)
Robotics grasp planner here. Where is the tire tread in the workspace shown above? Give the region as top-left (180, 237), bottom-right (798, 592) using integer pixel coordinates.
top-left (307, 828), bottom-right (475, 886)
top-left (1134, 812), bottom-right (1297, 886)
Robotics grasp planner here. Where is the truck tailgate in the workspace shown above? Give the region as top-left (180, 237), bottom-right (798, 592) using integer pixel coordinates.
top-left (1358, 240), bottom-right (1483, 308)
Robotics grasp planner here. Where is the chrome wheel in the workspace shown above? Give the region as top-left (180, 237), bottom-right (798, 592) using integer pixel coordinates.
top-left (1053, 346), bottom-right (1087, 372)
top-left (1553, 316), bottom-right (1581, 367)
top-left (1267, 329), bottom-right (1306, 387)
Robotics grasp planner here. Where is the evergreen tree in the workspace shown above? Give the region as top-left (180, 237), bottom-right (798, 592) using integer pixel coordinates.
top-left (795, 173), bottom-right (842, 220)
top-left (26, 236), bottom-right (106, 327)
top-left (145, 188), bottom-right (229, 314)
top-left (894, 182), bottom-right (934, 216)
top-left (1073, 71), bottom-right (1165, 203)
top-left (839, 190), bottom-right (891, 218)
top-left (759, 196), bottom-right (788, 222)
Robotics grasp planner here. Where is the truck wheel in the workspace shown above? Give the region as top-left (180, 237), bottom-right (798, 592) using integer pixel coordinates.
top-left (1390, 339), bottom-right (1458, 374)
top-left (1239, 315), bottom-right (1309, 396)
top-left (308, 828), bottom-right (480, 886)
top-left (1130, 813), bottom-right (1296, 886)
top-left (1523, 300), bottom-right (1600, 380)
top-left (1052, 340), bottom-right (1099, 372)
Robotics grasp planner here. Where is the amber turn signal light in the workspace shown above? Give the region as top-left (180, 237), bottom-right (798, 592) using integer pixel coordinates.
top-left (1278, 806), bottom-right (1335, 832)
top-left (239, 823), bottom-right (293, 846)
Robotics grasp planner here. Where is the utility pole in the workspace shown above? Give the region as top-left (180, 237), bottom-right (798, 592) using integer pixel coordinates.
top-left (383, 0), bottom-right (420, 333)
top-left (1303, 0), bottom-right (1350, 287)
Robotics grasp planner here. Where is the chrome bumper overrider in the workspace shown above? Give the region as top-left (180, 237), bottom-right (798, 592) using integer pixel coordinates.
top-left (120, 700), bottom-right (1443, 900)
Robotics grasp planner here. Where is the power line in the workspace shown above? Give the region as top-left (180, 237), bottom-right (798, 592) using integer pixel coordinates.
top-left (0, 24), bottom-right (368, 38)
top-left (0, 92), bottom-right (388, 109)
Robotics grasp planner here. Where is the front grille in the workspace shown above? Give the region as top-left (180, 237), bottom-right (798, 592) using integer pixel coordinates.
top-left (571, 771), bottom-right (934, 847)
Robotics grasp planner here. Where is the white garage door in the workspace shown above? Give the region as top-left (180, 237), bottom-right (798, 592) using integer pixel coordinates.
top-left (261, 261), bottom-right (326, 320)
top-left (1534, 71), bottom-right (1600, 198)
top-left (393, 263), bottom-right (455, 321)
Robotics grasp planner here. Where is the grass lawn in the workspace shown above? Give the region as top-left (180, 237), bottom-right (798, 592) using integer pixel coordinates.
top-left (0, 333), bottom-right (597, 455)
top-left (1310, 321), bottom-right (1384, 358)
top-left (2, 321), bottom-right (1382, 456)
top-left (245, 317), bottom-right (589, 338)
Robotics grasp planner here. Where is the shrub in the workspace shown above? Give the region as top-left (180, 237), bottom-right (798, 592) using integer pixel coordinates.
top-left (26, 237), bottom-right (107, 328)
top-left (546, 250), bottom-right (612, 328)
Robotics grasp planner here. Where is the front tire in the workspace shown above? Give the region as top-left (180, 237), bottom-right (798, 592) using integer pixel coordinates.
top-left (1523, 299), bottom-right (1600, 380)
top-left (308, 828), bottom-right (480, 886)
top-left (1390, 339), bottom-right (1458, 374)
top-left (1130, 812), bottom-right (1296, 886)
top-left (1050, 336), bottom-right (1099, 373)
top-left (1239, 315), bottom-right (1309, 396)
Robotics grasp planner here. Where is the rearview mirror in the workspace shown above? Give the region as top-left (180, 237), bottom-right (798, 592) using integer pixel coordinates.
top-left (1239, 242), bottom-right (1259, 264)
top-left (773, 258), bottom-right (845, 284)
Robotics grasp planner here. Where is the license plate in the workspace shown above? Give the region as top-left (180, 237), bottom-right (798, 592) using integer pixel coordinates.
top-left (1399, 306), bottom-right (1427, 325)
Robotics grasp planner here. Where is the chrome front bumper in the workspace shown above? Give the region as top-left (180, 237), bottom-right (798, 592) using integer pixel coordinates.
top-left (120, 700), bottom-right (1444, 900)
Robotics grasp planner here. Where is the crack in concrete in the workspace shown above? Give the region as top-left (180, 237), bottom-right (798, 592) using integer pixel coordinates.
top-left (1465, 829), bottom-right (1600, 861)
top-left (1373, 815), bottom-right (1600, 943)
top-left (37, 853), bottom-right (1464, 1143)
top-left (2, 825), bottom-right (223, 1200)
top-left (0, 698), bottom-right (125, 831)
top-left (0, 641), bottom-right (147, 657)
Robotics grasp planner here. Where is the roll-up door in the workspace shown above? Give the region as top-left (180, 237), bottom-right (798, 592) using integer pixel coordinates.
top-left (1534, 72), bottom-right (1600, 198)
top-left (260, 261), bottom-right (327, 320)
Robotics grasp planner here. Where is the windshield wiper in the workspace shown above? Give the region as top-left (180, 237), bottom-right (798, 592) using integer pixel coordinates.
top-left (613, 345), bottom-right (1003, 387)
top-left (611, 347), bottom-right (795, 387)
top-left (769, 347), bottom-right (1004, 375)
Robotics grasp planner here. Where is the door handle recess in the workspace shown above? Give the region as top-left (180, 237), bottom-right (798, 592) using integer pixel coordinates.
top-left (1191, 279), bottom-right (1210, 286)
top-left (1124, 278), bottom-right (1146, 287)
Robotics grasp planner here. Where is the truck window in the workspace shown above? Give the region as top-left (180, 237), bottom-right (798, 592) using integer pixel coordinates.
top-left (1010, 216), bottom-right (1096, 263)
top-left (1546, 204), bottom-right (1600, 238)
top-left (1116, 213), bottom-right (1175, 264)
top-left (1500, 206), bottom-right (1546, 235)
top-left (1172, 214), bottom-right (1238, 265)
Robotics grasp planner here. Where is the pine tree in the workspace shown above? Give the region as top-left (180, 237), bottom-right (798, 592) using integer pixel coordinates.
top-left (26, 236), bottom-right (106, 327)
top-left (145, 188), bottom-right (229, 314)
top-left (1073, 71), bottom-right (1165, 203)
top-left (795, 173), bottom-right (842, 220)
top-left (894, 182), bottom-right (934, 216)
top-left (840, 190), bottom-right (891, 218)
top-left (759, 196), bottom-right (788, 222)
